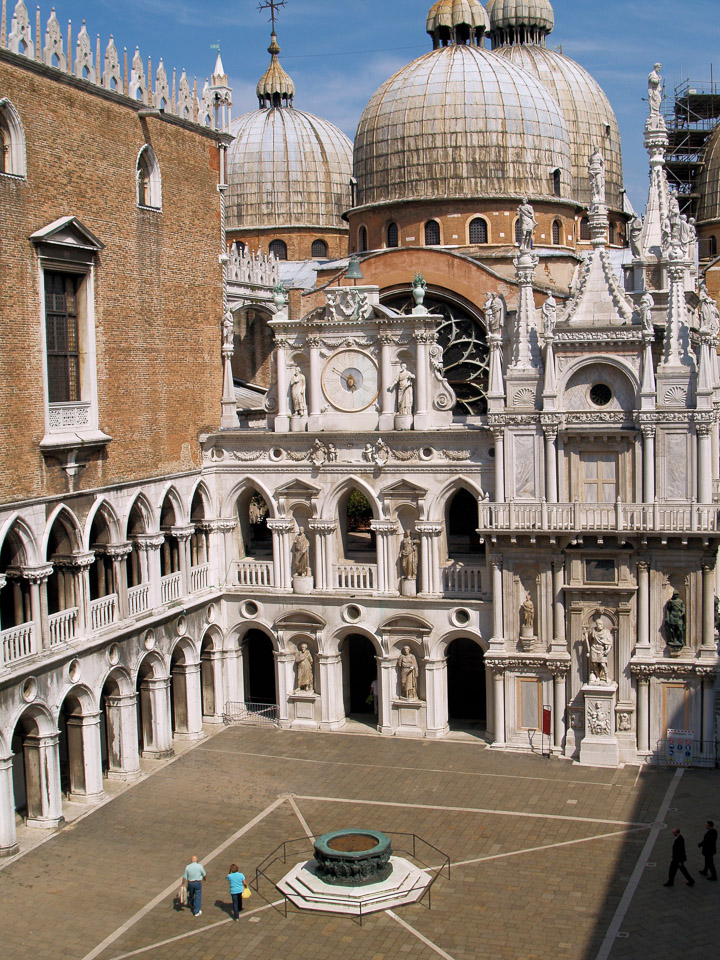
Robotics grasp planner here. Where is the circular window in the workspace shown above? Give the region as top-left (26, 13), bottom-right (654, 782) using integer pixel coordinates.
top-left (488, 447), bottom-right (495, 459)
top-left (108, 643), bottom-right (120, 665)
top-left (589, 383), bottom-right (613, 407)
top-left (68, 658), bottom-right (81, 683)
top-left (241, 600), bottom-right (259, 619)
top-left (451, 608), bottom-right (472, 627)
top-left (144, 630), bottom-right (156, 651)
top-left (343, 604), bottom-right (362, 623)
top-left (22, 677), bottom-right (37, 703)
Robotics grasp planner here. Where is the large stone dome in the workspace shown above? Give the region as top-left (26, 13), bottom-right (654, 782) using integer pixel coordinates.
top-left (493, 45), bottom-right (623, 210)
top-left (354, 43), bottom-right (572, 208)
top-left (696, 124), bottom-right (720, 225)
top-left (227, 35), bottom-right (352, 232)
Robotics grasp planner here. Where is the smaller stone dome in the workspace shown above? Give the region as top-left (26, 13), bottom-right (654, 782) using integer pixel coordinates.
top-left (486, 0), bottom-right (555, 44)
top-left (256, 33), bottom-right (295, 108)
top-left (696, 125), bottom-right (720, 225)
top-left (426, 0), bottom-right (489, 46)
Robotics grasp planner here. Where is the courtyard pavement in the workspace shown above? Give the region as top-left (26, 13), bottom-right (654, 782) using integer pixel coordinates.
top-left (0, 726), bottom-right (717, 960)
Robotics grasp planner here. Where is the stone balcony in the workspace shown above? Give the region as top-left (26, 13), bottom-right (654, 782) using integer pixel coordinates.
top-left (478, 501), bottom-right (720, 539)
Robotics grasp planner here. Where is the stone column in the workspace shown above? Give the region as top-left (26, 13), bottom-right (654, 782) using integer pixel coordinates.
top-left (274, 337), bottom-right (291, 432)
top-left (633, 670), bottom-right (651, 755)
top-left (318, 654), bottom-right (344, 730)
top-left (701, 562), bottom-right (717, 656)
top-left (138, 676), bottom-right (174, 759)
top-left (135, 534), bottom-right (164, 609)
top-left (378, 333), bottom-right (395, 431)
top-left (0, 753), bottom-right (19, 857)
top-left (370, 521), bottom-right (398, 594)
top-left (106, 543), bottom-right (132, 620)
top-left (492, 429), bottom-right (505, 503)
top-left (416, 523), bottom-right (443, 596)
top-left (551, 558), bottom-right (566, 653)
top-left (221, 309), bottom-right (237, 430)
top-left (172, 527), bottom-right (194, 597)
top-left (104, 693), bottom-right (141, 781)
top-left (172, 663), bottom-right (205, 739)
top-left (22, 564), bottom-right (52, 651)
top-left (23, 732), bottom-right (64, 828)
top-left (267, 519), bottom-right (294, 590)
top-left (489, 664), bottom-right (506, 747)
top-left (697, 423), bottom-right (713, 503)
top-left (490, 555), bottom-right (504, 644)
top-left (378, 656), bottom-right (396, 734)
top-left (308, 336), bottom-right (322, 431)
top-left (424, 657), bottom-right (449, 738)
top-left (308, 521), bottom-right (336, 591)
top-left (550, 664), bottom-right (569, 751)
top-left (413, 332), bottom-right (430, 429)
top-left (641, 426), bottom-right (656, 503)
top-left (65, 712), bottom-right (105, 803)
top-left (636, 559), bottom-right (651, 654)
top-left (544, 425), bottom-right (558, 503)
top-left (216, 519), bottom-right (237, 586)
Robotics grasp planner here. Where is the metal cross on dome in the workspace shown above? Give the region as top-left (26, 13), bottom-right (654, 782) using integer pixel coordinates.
top-left (258, 0), bottom-right (287, 31)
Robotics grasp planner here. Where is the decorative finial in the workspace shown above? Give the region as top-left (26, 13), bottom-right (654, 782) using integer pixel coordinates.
top-left (258, 0), bottom-right (286, 32)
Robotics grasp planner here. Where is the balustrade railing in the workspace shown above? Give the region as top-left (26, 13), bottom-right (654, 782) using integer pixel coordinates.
top-left (335, 563), bottom-right (377, 591)
top-left (236, 560), bottom-right (274, 587)
top-left (478, 501), bottom-right (720, 535)
top-left (161, 572), bottom-right (182, 604)
top-left (191, 563), bottom-right (210, 592)
top-left (48, 607), bottom-right (78, 645)
top-left (128, 583), bottom-right (150, 617)
top-left (1, 622), bottom-right (35, 665)
top-left (90, 594), bottom-right (117, 631)
top-left (442, 562), bottom-right (485, 596)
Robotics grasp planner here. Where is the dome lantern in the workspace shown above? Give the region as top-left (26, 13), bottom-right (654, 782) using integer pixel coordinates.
top-left (486, 0), bottom-right (555, 48)
top-left (256, 32), bottom-right (295, 108)
top-left (426, 0), bottom-right (489, 49)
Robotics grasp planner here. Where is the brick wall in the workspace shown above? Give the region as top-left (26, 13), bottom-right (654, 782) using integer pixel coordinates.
top-left (0, 52), bottom-right (224, 503)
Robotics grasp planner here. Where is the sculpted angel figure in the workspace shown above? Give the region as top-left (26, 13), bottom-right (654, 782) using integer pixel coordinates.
top-left (542, 296), bottom-right (557, 338)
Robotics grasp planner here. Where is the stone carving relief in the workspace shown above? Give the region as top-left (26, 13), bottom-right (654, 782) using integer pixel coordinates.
top-left (326, 289), bottom-right (373, 323)
top-left (587, 701), bottom-right (611, 737)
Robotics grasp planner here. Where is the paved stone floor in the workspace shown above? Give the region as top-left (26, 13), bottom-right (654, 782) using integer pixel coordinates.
top-left (0, 727), bottom-right (717, 960)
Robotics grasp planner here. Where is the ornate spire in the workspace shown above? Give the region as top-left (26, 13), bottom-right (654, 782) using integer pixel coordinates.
top-left (257, 31), bottom-right (295, 108)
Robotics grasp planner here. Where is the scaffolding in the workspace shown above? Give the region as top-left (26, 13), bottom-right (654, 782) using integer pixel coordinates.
top-left (663, 73), bottom-right (720, 221)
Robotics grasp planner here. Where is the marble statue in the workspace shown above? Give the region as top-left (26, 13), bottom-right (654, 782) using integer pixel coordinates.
top-left (290, 369), bottom-right (307, 417)
top-left (399, 530), bottom-right (419, 580)
top-left (640, 291), bottom-right (655, 336)
top-left (588, 701), bottom-right (610, 737)
top-left (629, 214), bottom-right (643, 258)
top-left (648, 63), bottom-right (663, 120)
top-left (327, 443), bottom-right (338, 462)
top-left (292, 527), bottom-right (311, 578)
top-left (295, 643), bottom-right (314, 693)
top-left (310, 439), bottom-right (327, 466)
top-left (588, 147), bottom-right (606, 205)
top-left (517, 199), bottom-right (537, 252)
top-left (698, 282), bottom-right (720, 336)
top-left (484, 291), bottom-right (495, 327)
top-left (542, 296), bottom-right (557, 338)
top-left (222, 312), bottom-right (234, 349)
top-left (664, 591), bottom-right (686, 650)
top-left (398, 645), bottom-right (419, 700)
top-left (521, 593), bottom-right (535, 634)
top-left (584, 617), bottom-right (613, 684)
top-left (391, 363), bottom-right (415, 416)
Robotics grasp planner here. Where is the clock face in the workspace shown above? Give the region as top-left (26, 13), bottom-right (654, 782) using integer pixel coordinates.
top-left (322, 349), bottom-right (379, 412)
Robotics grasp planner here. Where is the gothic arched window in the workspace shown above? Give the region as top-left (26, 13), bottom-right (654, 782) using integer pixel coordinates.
top-left (136, 145), bottom-right (161, 209)
top-left (0, 98), bottom-right (27, 178)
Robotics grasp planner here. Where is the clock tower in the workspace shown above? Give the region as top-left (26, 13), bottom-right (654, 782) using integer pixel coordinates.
top-left (268, 281), bottom-right (456, 432)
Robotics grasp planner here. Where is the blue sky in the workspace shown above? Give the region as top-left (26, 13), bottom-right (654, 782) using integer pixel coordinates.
top-left (28, 0), bottom-right (720, 210)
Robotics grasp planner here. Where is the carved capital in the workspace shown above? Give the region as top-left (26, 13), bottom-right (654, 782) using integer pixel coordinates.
top-left (133, 533), bottom-right (166, 552)
top-left (489, 555), bottom-right (503, 571)
top-left (52, 551), bottom-right (96, 569)
top-left (102, 542), bottom-right (133, 560)
top-left (370, 520), bottom-right (399, 535)
top-left (307, 520), bottom-right (338, 535)
top-left (20, 563), bottom-right (54, 584)
top-left (549, 661), bottom-right (571, 679)
top-left (415, 522), bottom-right (443, 536)
top-left (640, 424), bottom-right (656, 440)
top-left (267, 519), bottom-right (296, 533)
top-left (170, 525), bottom-right (196, 542)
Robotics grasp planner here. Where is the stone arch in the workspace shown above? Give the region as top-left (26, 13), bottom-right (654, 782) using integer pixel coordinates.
top-left (99, 667), bottom-right (140, 780)
top-left (559, 356), bottom-right (639, 411)
top-left (189, 480), bottom-right (213, 522)
top-left (200, 623), bottom-right (224, 652)
top-left (168, 636), bottom-right (199, 666)
top-left (83, 498), bottom-right (122, 552)
top-left (0, 513), bottom-right (39, 567)
top-left (124, 492), bottom-right (156, 538)
top-left (223, 477), bottom-right (278, 521)
top-left (98, 665), bottom-right (134, 698)
top-left (0, 97), bottom-right (27, 177)
top-left (322, 477), bottom-right (381, 522)
top-left (430, 477), bottom-right (485, 523)
top-left (159, 485), bottom-right (186, 527)
top-left (334, 626), bottom-right (382, 720)
top-left (436, 629), bottom-right (488, 730)
top-left (234, 619), bottom-right (279, 650)
top-left (57, 684), bottom-right (103, 801)
top-left (10, 702), bottom-right (63, 825)
top-left (136, 144), bottom-right (161, 209)
top-left (57, 682), bottom-right (97, 716)
top-left (432, 627), bottom-right (488, 658)
top-left (133, 650), bottom-right (168, 684)
top-left (42, 504), bottom-right (83, 558)
top-left (8, 701), bottom-right (56, 741)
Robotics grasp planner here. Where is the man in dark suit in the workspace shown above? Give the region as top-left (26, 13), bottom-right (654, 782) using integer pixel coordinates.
top-left (663, 828), bottom-right (695, 887)
top-left (698, 820), bottom-right (718, 880)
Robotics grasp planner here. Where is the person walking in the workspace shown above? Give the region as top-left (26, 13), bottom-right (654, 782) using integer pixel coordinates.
top-left (663, 828), bottom-right (695, 887)
top-left (698, 820), bottom-right (718, 880)
top-left (226, 863), bottom-right (248, 920)
top-left (183, 855), bottom-right (207, 916)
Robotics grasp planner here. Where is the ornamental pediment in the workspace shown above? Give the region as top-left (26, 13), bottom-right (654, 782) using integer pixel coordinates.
top-left (30, 216), bottom-right (105, 252)
top-left (379, 615), bottom-right (432, 636)
top-left (274, 610), bottom-right (326, 629)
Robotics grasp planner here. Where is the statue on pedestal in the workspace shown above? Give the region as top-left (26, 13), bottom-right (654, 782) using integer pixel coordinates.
top-left (292, 527), bottom-right (311, 578)
top-left (391, 363), bottom-right (415, 416)
top-left (517, 199), bottom-right (537, 253)
top-left (648, 63), bottom-right (663, 121)
top-left (398, 645), bottom-right (419, 700)
top-left (542, 296), bottom-right (557, 338)
top-left (698, 281), bottom-right (720, 336)
top-left (640, 291), bottom-right (655, 336)
top-left (664, 591), bottom-right (686, 651)
top-left (295, 643), bottom-right (314, 693)
top-left (584, 617), bottom-right (613, 684)
top-left (222, 311), bottom-right (234, 350)
top-left (290, 369), bottom-right (307, 417)
top-left (629, 215), bottom-right (643, 258)
top-left (588, 147), bottom-right (606, 205)
top-left (399, 530), bottom-right (419, 581)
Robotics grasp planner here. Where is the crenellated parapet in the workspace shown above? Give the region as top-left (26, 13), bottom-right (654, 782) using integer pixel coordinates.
top-left (0, 1), bottom-right (232, 132)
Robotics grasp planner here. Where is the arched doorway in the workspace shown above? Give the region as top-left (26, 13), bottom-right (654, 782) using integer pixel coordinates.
top-left (100, 669), bottom-right (140, 780)
top-left (57, 688), bottom-right (104, 802)
top-left (446, 638), bottom-right (486, 729)
top-left (341, 634), bottom-right (377, 717)
top-left (243, 630), bottom-right (277, 704)
top-left (10, 707), bottom-right (63, 826)
top-left (169, 642), bottom-right (199, 738)
top-left (136, 655), bottom-right (173, 759)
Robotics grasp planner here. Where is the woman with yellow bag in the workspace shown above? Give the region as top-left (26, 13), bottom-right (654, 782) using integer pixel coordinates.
top-left (226, 863), bottom-right (250, 921)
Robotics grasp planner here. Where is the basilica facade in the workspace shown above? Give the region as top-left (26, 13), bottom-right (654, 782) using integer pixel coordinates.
top-left (1, 0), bottom-right (720, 861)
